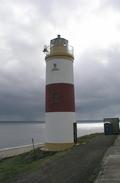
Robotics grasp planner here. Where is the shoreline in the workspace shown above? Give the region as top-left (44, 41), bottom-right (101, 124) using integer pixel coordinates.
top-left (0, 133), bottom-right (100, 159)
top-left (0, 143), bottom-right (44, 159)
top-left (0, 133), bottom-right (102, 160)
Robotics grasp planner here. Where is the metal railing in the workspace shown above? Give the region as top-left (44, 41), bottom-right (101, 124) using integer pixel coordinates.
top-left (44, 45), bottom-right (74, 57)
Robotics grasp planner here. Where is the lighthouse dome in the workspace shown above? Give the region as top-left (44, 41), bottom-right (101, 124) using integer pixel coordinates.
top-left (45, 35), bottom-right (74, 60)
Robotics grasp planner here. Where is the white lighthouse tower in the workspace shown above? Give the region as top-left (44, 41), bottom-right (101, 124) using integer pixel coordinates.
top-left (44, 35), bottom-right (75, 151)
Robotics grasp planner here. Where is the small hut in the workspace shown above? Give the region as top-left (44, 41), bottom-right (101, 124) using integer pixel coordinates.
top-left (104, 118), bottom-right (119, 134)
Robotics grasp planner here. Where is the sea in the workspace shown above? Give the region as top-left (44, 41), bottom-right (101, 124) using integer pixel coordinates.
top-left (0, 121), bottom-right (104, 149)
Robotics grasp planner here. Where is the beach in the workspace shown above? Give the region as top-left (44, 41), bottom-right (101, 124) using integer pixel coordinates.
top-left (0, 143), bottom-right (44, 160)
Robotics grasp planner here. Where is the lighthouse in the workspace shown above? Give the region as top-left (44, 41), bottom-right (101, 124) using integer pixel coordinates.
top-left (44, 35), bottom-right (75, 151)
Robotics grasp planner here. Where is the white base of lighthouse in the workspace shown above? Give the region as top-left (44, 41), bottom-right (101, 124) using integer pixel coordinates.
top-left (45, 112), bottom-right (75, 151)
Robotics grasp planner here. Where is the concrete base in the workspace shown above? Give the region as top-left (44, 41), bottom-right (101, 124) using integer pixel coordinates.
top-left (44, 143), bottom-right (74, 151)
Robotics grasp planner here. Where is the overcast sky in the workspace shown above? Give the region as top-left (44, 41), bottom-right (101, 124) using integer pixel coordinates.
top-left (0, 0), bottom-right (120, 121)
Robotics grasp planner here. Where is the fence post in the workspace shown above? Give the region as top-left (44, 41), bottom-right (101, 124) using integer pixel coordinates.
top-left (32, 138), bottom-right (35, 151)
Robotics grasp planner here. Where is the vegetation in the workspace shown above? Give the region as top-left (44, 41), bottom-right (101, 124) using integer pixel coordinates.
top-left (0, 133), bottom-right (99, 183)
top-left (0, 149), bottom-right (57, 183)
top-left (77, 133), bottom-right (98, 144)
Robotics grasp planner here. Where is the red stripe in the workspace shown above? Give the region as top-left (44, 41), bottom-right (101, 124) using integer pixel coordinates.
top-left (46, 83), bottom-right (75, 112)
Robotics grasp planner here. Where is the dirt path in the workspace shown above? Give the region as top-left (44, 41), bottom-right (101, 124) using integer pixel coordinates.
top-left (14, 134), bottom-right (116, 183)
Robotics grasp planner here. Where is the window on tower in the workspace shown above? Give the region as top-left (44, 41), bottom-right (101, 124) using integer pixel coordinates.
top-left (52, 63), bottom-right (59, 71)
top-left (52, 92), bottom-right (60, 104)
top-left (53, 63), bottom-right (57, 68)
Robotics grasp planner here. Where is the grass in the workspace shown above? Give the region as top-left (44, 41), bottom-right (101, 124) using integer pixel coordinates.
top-left (77, 133), bottom-right (99, 144)
top-left (0, 149), bottom-right (57, 183)
top-left (0, 133), bottom-right (99, 183)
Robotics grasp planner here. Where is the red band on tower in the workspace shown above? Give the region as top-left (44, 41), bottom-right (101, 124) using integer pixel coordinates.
top-left (46, 83), bottom-right (75, 112)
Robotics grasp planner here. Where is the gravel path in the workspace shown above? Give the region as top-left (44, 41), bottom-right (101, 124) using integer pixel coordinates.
top-left (14, 134), bottom-right (116, 183)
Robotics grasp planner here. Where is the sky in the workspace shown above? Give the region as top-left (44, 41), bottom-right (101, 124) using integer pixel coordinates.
top-left (0, 0), bottom-right (120, 121)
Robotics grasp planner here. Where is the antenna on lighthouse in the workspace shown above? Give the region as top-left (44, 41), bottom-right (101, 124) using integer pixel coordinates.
top-left (43, 45), bottom-right (48, 53)
top-left (57, 34), bottom-right (61, 38)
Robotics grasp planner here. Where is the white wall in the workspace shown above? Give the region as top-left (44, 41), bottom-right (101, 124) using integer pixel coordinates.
top-left (45, 112), bottom-right (75, 143)
top-left (46, 58), bottom-right (74, 85)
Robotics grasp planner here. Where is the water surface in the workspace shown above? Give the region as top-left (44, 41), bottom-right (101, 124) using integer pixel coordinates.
top-left (0, 122), bottom-right (104, 149)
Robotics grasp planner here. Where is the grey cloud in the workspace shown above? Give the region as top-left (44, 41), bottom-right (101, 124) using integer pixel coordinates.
top-left (0, 0), bottom-right (46, 121)
top-left (0, 85), bottom-right (45, 120)
top-left (75, 45), bottom-right (120, 119)
top-left (101, 0), bottom-right (120, 10)
top-left (0, 37), bottom-right (45, 121)
top-left (0, 0), bottom-right (120, 121)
